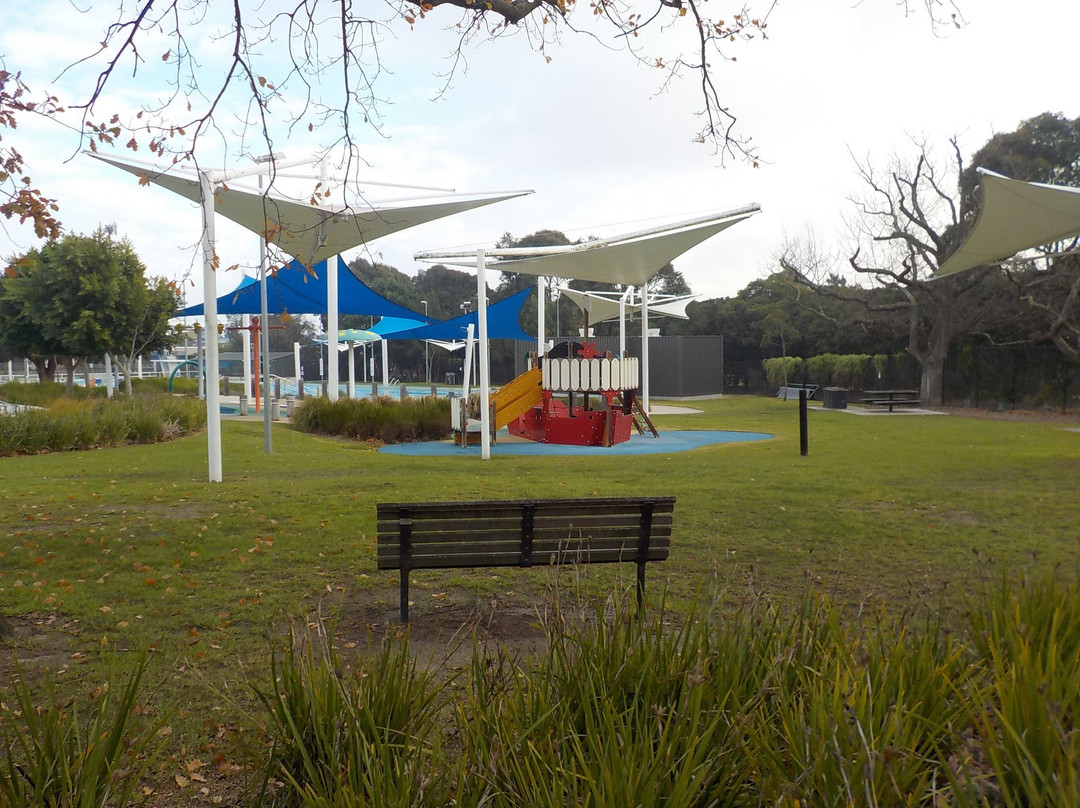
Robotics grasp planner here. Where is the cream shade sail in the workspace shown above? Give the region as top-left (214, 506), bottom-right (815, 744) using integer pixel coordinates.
top-left (89, 153), bottom-right (531, 265)
top-left (936, 169), bottom-right (1080, 277)
top-left (558, 287), bottom-right (697, 323)
top-left (416, 206), bottom-right (760, 286)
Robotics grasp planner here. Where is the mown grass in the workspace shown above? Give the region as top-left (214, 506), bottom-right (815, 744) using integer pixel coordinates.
top-left (0, 395), bottom-right (1077, 803)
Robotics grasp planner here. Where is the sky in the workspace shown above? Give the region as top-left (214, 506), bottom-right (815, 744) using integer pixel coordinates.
top-left (2, 0), bottom-right (1079, 311)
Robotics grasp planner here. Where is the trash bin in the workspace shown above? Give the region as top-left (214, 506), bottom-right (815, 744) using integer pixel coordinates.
top-left (823, 387), bottom-right (848, 409)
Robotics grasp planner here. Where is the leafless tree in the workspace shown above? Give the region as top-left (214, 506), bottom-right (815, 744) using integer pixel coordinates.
top-left (781, 138), bottom-right (1002, 405)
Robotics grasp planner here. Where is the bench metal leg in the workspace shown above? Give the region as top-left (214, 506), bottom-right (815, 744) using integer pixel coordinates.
top-left (399, 516), bottom-right (413, 623)
top-left (637, 501), bottom-right (655, 613)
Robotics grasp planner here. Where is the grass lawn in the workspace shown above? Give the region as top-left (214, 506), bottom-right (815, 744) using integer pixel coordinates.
top-left (1, 395), bottom-right (1078, 803)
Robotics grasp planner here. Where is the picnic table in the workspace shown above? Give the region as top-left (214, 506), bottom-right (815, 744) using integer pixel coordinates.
top-left (860, 389), bottom-right (921, 412)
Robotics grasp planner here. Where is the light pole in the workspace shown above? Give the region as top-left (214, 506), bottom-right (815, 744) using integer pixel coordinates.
top-left (421, 300), bottom-right (429, 383)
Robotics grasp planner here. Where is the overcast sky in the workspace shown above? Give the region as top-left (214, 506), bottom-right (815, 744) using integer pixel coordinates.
top-left (2, 0), bottom-right (1079, 310)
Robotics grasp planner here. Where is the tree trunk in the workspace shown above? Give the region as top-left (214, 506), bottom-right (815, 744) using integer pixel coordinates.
top-left (64, 357), bottom-right (76, 397)
top-left (115, 354), bottom-right (135, 395)
top-left (32, 356), bottom-right (57, 383)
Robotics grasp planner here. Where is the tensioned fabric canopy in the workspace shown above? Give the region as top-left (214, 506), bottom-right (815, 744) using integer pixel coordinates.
top-left (369, 287), bottom-right (534, 342)
top-left (557, 287), bottom-right (697, 324)
top-left (418, 206), bottom-right (760, 286)
top-left (177, 259), bottom-right (433, 322)
top-left (936, 169), bottom-right (1080, 277)
top-left (89, 153), bottom-right (530, 266)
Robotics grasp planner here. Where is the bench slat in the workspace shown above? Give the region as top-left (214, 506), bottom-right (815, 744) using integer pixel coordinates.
top-left (378, 547), bottom-right (671, 570)
top-left (377, 536), bottom-right (671, 567)
top-left (377, 515), bottom-right (673, 542)
top-left (380, 525), bottom-right (673, 549)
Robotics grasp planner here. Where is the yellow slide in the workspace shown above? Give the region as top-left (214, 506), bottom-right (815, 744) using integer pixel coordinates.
top-left (491, 367), bottom-right (543, 430)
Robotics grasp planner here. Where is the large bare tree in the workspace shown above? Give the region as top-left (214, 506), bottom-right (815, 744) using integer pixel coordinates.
top-left (781, 138), bottom-right (1004, 405)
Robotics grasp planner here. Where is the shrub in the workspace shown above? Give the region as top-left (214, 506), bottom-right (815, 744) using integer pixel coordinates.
top-left (292, 395), bottom-right (451, 443)
top-left (0, 393), bottom-right (205, 455)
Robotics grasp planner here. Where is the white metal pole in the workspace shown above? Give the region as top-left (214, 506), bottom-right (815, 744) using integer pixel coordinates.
top-left (323, 158), bottom-right (340, 402)
top-left (258, 252), bottom-right (272, 452)
top-left (242, 314), bottom-right (252, 402)
top-left (422, 300), bottom-right (429, 382)
top-left (537, 276), bottom-right (546, 359)
top-left (381, 339), bottom-right (390, 388)
top-left (641, 287), bottom-right (650, 415)
top-left (199, 170), bottom-right (223, 482)
top-left (327, 253), bottom-right (340, 401)
top-left (477, 250), bottom-right (491, 460)
top-left (462, 324), bottom-right (474, 401)
top-left (347, 341), bottom-right (356, 398)
top-left (620, 287), bottom-right (633, 357)
top-left (293, 341), bottom-right (302, 398)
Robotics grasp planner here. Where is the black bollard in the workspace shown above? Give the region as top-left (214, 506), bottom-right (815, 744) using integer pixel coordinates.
top-left (799, 388), bottom-right (809, 456)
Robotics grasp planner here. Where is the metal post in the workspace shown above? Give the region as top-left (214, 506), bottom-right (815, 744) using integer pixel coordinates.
top-left (536, 276), bottom-right (546, 358)
top-left (799, 389), bottom-right (809, 456)
top-left (641, 287), bottom-right (650, 414)
top-left (198, 170), bottom-right (223, 482)
top-left (421, 300), bottom-right (430, 382)
top-left (256, 167), bottom-right (273, 454)
top-left (478, 250), bottom-right (491, 460)
top-left (347, 340), bottom-right (356, 398)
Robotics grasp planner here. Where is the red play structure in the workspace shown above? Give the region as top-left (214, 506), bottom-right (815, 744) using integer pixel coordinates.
top-left (454, 340), bottom-right (657, 448)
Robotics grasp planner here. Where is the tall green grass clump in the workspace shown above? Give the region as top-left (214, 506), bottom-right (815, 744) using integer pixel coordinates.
top-left (0, 655), bottom-right (166, 808)
top-left (252, 626), bottom-right (454, 807)
top-left (456, 594), bottom-right (771, 807)
top-left (747, 597), bottom-right (977, 806)
top-left (0, 393), bottom-right (205, 455)
top-left (291, 395), bottom-right (450, 443)
top-left (958, 572), bottom-right (1080, 806)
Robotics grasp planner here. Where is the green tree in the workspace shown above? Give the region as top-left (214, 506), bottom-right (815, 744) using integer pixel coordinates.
top-left (0, 230), bottom-right (177, 392)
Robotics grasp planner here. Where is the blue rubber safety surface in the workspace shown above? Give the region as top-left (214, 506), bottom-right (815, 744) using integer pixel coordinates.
top-left (377, 429), bottom-right (774, 457)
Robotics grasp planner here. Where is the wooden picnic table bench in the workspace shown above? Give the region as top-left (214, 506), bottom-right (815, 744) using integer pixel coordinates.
top-left (376, 496), bottom-right (675, 621)
top-left (860, 389), bottom-right (921, 411)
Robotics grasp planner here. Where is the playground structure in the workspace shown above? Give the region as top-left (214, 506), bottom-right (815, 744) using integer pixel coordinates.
top-left (454, 341), bottom-right (657, 448)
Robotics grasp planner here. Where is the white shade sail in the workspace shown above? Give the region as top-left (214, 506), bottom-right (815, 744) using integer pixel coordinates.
top-left (417, 206), bottom-right (760, 286)
top-left (89, 153), bottom-right (531, 265)
top-left (558, 287), bottom-right (698, 323)
top-left (936, 169), bottom-right (1080, 277)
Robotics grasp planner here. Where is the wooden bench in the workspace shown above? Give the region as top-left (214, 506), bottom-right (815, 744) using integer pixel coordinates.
top-left (861, 389), bottom-right (921, 411)
top-left (376, 496), bottom-right (675, 622)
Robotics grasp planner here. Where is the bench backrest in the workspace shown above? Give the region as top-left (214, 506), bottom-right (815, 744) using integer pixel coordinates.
top-left (376, 496), bottom-right (675, 571)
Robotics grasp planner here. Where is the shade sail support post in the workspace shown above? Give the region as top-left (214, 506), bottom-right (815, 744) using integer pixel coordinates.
top-left (257, 169), bottom-right (274, 453)
top-left (641, 286), bottom-right (650, 414)
top-left (199, 170), bottom-right (223, 482)
top-left (381, 339), bottom-right (389, 388)
top-left (619, 287), bottom-right (633, 357)
top-left (537, 276), bottom-right (546, 358)
top-left (478, 249), bottom-right (491, 460)
top-left (347, 340), bottom-right (356, 398)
